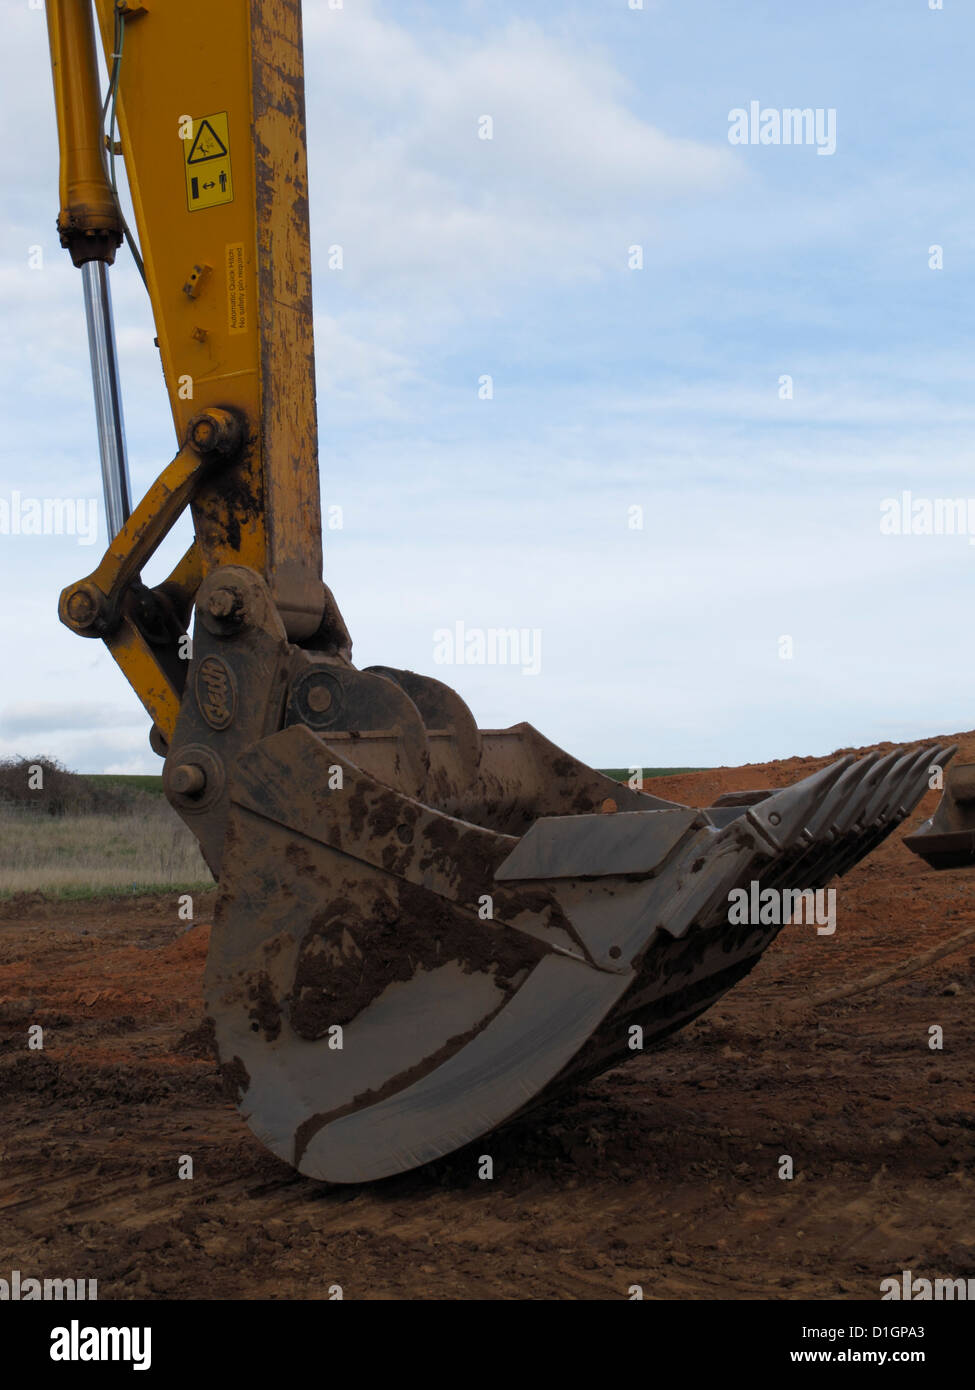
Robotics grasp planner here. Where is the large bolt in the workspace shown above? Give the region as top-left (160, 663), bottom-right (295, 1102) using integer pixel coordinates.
top-left (170, 763), bottom-right (206, 797)
top-left (65, 588), bottom-right (97, 628)
top-left (187, 407), bottom-right (243, 457)
top-left (207, 587), bottom-right (240, 620)
top-left (306, 684), bottom-right (333, 713)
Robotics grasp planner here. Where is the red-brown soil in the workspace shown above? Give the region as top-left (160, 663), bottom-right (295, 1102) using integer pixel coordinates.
top-left (1, 732), bottom-right (974, 1300)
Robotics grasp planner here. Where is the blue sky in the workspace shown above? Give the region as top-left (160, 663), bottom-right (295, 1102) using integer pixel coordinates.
top-left (1, 0), bottom-right (973, 773)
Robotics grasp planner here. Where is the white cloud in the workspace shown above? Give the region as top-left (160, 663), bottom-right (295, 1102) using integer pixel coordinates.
top-left (0, 702), bottom-right (147, 736)
top-left (313, 314), bottom-right (423, 421)
top-left (304, 7), bottom-right (737, 296)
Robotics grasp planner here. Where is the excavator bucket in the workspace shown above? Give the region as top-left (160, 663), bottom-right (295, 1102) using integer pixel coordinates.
top-left (904, 762), bottom-right (975, 868)
top-left (44, 0), bottom-right (958, 1184)
top-left (169, 566), bottom-right (954, 1181)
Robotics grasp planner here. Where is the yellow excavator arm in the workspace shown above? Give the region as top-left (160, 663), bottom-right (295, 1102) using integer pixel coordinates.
top-left (44, 1), bottom-right (955, 1183)
top-left (48, 0), bottom-right (340, 749)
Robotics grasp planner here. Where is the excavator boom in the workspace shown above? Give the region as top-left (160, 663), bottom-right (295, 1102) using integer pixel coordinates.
top-left (45, 0), bottom-right (952, 1182)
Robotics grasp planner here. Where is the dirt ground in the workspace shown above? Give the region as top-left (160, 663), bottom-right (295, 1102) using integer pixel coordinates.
top-left (2, 733), bottom-right (974, 1300)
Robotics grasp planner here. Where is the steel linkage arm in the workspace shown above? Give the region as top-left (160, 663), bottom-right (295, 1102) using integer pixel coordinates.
top-left (59, 408), bottom-right (245, 743)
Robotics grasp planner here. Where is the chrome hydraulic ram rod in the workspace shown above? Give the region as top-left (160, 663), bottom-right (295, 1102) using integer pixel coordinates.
top-left (46, 0), bottom-right (129, 539)
top-left (81, 258), bottom-right (131, 536)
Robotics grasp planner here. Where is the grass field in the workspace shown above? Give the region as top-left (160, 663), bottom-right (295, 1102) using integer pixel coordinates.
top-left (0, 800), bottom-right (213, 899)
top-left (84, 773), bottom-right (167, 795)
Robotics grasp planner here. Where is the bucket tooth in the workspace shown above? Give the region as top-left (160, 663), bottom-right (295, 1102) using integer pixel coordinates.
top-left (836, 744), bottom-right (952, 877)
top-left (744, 755), bottom-right (853, 852)
top-left (860, 750), bottom-right (920, 827)
top-left (807, 753), bottom-right (883, 840)
top-left (806, 749), bottom-right (916, 883)
top-left (826, 751), bottom-right (891, 836)
top-left (900, 745), bottom-right (956, 817)
top-left (795, 748), bottom-right (910, 885)
top-left (761, 752), bottom-right (882, 892)
top-left (881, 745), bottom-right (946, 826)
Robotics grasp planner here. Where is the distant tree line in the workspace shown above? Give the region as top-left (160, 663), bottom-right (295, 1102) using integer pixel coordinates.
top-left (0, 757), bottom-right (141, 817)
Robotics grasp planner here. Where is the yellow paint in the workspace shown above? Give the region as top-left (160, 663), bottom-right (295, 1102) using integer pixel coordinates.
top-left (107, 623), bottom-right (182, 741)
top-left (91, 0), bottom-right (264, 579)
top-left (85, 1), bottom-right (322, 639)
top-left (50, 0), bottom-right (328, 730)
top-left (45, 0), bottom-right (121, 256)
top-left (183, 112), bottom-right (234, 212)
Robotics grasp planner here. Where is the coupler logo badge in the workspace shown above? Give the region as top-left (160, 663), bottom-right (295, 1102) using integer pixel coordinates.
top-left (196, 656), bottom-right (236, 730)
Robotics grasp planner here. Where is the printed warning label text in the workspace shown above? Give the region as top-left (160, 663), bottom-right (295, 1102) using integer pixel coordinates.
top-left (226, 242), bottom-right (247, 335)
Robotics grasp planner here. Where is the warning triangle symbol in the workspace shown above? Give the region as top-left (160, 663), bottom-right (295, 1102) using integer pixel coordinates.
top-left (187, 119), bottom-right (228, 164)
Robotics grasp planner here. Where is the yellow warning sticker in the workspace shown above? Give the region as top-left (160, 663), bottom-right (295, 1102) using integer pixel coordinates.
top-left (226, 242), bottom-right (247, 335)
top-left (184, 112), bottom-right (233, 212)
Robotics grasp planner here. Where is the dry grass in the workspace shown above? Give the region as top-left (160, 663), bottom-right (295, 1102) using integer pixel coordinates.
top-left (0, 798), bottom-right (213, 898)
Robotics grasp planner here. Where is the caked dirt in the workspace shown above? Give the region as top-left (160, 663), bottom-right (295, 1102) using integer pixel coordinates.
top-left (1, 733), bottom-right (974, 1300)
